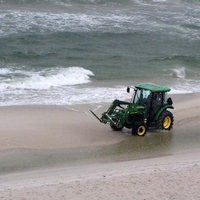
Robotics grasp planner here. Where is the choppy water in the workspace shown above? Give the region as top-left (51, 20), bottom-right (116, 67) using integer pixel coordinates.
top-left (0, 0), bottom-right (200, 106)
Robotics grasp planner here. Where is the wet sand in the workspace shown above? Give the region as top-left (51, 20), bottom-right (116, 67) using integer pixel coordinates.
top-left (0, 93), bottom-right (200, 199)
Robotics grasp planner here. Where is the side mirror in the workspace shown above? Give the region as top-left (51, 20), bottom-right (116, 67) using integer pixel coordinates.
top-left (127, 87), bottom-right (130, 93)
top-left (167, 97), bottom-right (173, 105)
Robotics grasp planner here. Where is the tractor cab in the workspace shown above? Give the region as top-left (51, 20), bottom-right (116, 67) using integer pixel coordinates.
top-left (130, 83), bottom-right (173, 127)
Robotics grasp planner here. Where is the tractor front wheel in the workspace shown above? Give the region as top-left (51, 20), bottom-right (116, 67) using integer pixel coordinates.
top-left (156, 110), bottom-right (174, 130)
top-left (110, 123), bottom-right (123, 131)
top-left (132, 122), bottom-right (147, 136)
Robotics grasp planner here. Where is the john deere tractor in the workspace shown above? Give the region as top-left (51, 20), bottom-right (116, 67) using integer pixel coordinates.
top-left (91, 83), bottom-right (174, 136)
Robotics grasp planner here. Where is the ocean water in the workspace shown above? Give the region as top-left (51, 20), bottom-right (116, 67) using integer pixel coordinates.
top-left (0, 0), bottom-right (200, 106)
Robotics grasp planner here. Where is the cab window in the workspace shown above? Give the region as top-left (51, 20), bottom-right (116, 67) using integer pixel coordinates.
top-left (134, 89), bottom-right (151, 105)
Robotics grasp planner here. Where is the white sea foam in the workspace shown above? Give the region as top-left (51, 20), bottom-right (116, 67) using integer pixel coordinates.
top-left (0, 65), bottom-right (199, 106)
top-left (0, 5), bottom-right (199, 40)
top-left (0, 68), bottom-right (199, 107)
top-left (172, 67), bottom-right (186, 79)
top-left (0, 66), bottom-right (94, 90)
top-left (0, 68), bottom-right (11, 74)
top-left (0, 84), bottom-right (129, 106)
top-left (0, 81), bottom-right (199, 107)
top-left (0, 80), bottom-right (199, 106)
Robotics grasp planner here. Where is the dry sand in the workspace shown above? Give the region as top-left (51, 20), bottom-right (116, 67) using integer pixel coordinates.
top-left (0, 93), bottom-right (200, 199)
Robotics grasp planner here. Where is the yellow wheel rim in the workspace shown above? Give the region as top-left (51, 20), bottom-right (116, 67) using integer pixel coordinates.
top-left (163, 116), bottom-right (171, 129)
top-left (138, 125), bottom-right (146, 136)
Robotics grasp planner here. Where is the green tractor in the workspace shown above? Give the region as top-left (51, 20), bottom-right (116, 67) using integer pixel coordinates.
top-left (91, 83), bottom-right (174, 136)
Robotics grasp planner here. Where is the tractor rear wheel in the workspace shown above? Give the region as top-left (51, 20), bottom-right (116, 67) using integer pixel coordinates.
top-left (132, 122), bottom-right (147, 136)
top-left (110, 123), bottom-right (123, 131)
top-left (156, 110), bottom-right (174, 130)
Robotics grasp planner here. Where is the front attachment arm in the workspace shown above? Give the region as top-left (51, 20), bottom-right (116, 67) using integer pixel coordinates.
top-left (90, 110), bottom-right (103, 123)
top-left (101, 99), bottom-right (130, 126)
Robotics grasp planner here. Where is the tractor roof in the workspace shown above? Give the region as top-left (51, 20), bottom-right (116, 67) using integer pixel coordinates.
top-left (135, 83), bottom-right (171, 92)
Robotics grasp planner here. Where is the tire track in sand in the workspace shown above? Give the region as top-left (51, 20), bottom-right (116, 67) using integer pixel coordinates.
top-left (173, 106), bottom-right (200, 127)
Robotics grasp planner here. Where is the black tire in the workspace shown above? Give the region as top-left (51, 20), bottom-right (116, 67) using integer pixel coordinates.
top-left (110, 123), bottom-right (123, 131)
top-left (132, 122), bottom-right (147, 136)
top-left (156, 110), bottom-right (174, 130)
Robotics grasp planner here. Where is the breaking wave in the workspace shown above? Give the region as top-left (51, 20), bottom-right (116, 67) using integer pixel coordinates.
top-left (0, 66), bottom-right (94, 90)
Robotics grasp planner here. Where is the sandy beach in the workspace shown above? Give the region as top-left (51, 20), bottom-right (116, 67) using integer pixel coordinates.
top-left (0, 93), bottom-right (200, 199)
